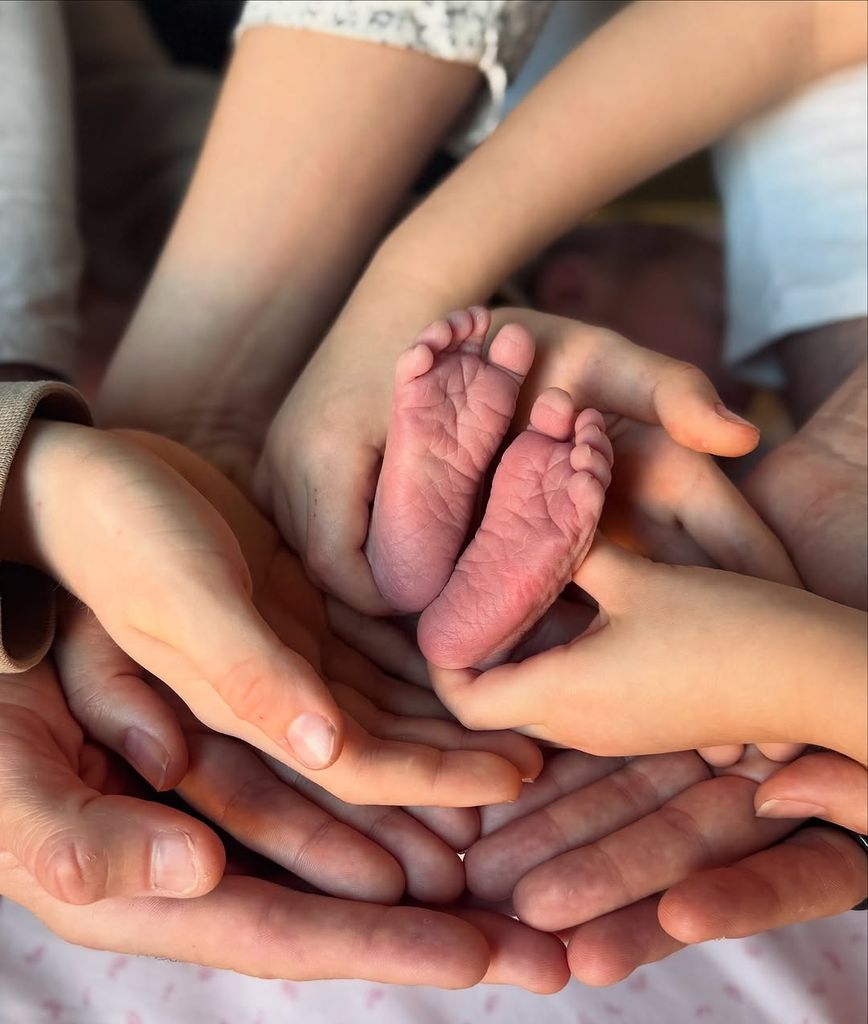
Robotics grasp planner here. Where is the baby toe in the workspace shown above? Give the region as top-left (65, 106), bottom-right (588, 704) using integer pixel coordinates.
top-left (528, 387), bottom-right (575, 440)
top-left (487, 323), bottom-right (536, 381)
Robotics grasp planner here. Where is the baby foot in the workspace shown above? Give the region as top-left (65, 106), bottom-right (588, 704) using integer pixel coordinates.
top-left (417, 390), bottom-right (613, 670)
top-left (367, 307), bottom-right (535, 612)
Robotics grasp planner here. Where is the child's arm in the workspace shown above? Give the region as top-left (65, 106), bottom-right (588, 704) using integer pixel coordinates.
top-left (265, 0), bottom-right (867, 609)
top-left (97, 26), bottom-right (481, 477)
top-left (432, 537), bottom-right (868, 768)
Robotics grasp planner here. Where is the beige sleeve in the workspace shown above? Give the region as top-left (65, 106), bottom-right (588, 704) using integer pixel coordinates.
top-left (0, 381), bottom-right (91, 673)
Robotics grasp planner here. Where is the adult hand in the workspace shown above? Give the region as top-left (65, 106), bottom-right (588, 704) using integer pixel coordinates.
top-left (256, 303), bottom-right (767, 615)
top-left (55, 600), bottom-right (487, 903)
top-left (742, 359), bottom-right (868, 609)
top-left (0, 660), bottom-right (566, 991)
top-left (0, 661), bottom-right (224, 904)
top-left (464, 749), bottom-right (867, 986)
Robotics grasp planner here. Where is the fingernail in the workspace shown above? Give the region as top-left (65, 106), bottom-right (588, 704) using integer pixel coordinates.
top-left (151, 831), bottom-right (199, 894)
top-left (287, 713), bottom-right (337, 769)
top-left (715, 403), bottom-right (758, 430)
top-left (521, 777), bottom-right (537, 784)
top-left (123, 727), bottom-right (170, 790)
top-left (755, 799), bottom-right (826, 820)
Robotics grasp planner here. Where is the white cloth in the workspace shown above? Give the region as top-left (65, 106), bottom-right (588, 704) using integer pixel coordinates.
top-left (237, 0), bottom-right (553, 150)
top-left (715, 64), bottom-right (868, 387)
top-left (0, 0), bottom-right (80, 380)
top-left (0, 896), bottom-right (865, 1023)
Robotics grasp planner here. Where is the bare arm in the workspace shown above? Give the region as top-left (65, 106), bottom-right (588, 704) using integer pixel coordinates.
top-left (371, 0), bottom-right (868, 306)
top-left (98, 27), bottom-right (480, 467)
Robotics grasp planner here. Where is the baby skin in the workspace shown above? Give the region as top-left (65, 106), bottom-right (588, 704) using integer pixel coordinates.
top-left (366, 307), bottom-right (612, 669)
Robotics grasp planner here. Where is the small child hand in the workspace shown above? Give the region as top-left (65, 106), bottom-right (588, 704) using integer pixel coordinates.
top-left (431, 536), bottom-right (867, 765)
top-left (2, 420), bottom-right (345, 771)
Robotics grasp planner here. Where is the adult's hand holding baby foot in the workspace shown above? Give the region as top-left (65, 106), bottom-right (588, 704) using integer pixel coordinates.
top-left (0, 420), bottom-right (345, 772)
top-left (256, 300), bottom-right (771, 616)
top-left (432, 537), bottom-right (867, 767)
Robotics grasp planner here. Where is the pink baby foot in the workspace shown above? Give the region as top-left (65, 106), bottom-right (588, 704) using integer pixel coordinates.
top-left (418, 390), bottom-right (612, 669)
top-left (367, 307), bottom-right (535, 612)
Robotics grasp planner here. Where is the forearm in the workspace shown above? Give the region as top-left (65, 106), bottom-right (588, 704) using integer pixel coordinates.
top-left (748, 585), bottom-right (868, 765)
top-left (98, 27), bottom-right (479, 438)
top-left (366, 0), bottom-right (867, 316)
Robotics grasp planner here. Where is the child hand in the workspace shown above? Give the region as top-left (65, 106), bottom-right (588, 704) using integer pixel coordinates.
top-left (254, 302), bottom-right (764, 615)
top-left (90, 431), bottom-right (542, 807)
top-left (431, 537), bottom-right (867, 764)
top-left (503, 309), bottom-right (799, 584)
top-left (2, 421), bottom-right (346, 771)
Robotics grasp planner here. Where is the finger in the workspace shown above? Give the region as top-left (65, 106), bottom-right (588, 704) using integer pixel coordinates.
top-left (53, 600), bottom-right (188, 791)
top-left (324, 642), bottom-right (445, 718)
top-left (513, 775), bottom-right (795, 932)
top-left (451, 908), bottom-right (570, 993)
top-left (566, 896), bottom-right (684, 986)
top-left (123, 552), bottom-right (346, 771)
top-left (295, 452), bottom-right (393, 616)
top-left (298, 718), bottom-right (524, 807)
top-left (259, 752), bottom-right (467, 903)
top-left (754, 751), bottom-right (868, 833)
top-left (467, 753), bottom-right (708, 902)
top-left (0, 725), bottom-right (224, 903)
top-left (713, 744), bottom-right (785, 784)
top-left (405, 806), bottom-right (481, 852)
top-left (659, 825), bottom-right (868, 942)
top-left (663, 461), bottom-right (801, 585)
top-left (698, 744), bottom-right (746, 768)
top-left (325, 596), bottom-right (432, 688)
top-left (329, 681), bottom-right (544, 782)
top-left (9, 872), bottom-right (491, 986)
top-left (567, 327), bottom-right (759, 457)
top-left (67, 437), bottom-right (347, 773)
top-left (177, 732), bottom-right (406, 903)
top-left (430, 651), bottom-right (569, 736)
top-left (755, 742), bottom-right (806, 762)
top-left (479, 750), bottom-right (625, 836)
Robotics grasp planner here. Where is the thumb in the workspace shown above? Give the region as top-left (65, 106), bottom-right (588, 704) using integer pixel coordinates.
top-left (53, 596), bottom-right (189, 791)
top-left (571, 533), bottom-right (651, 612)
top-left (117, 548), bottom-right (345, 772)
top-left (755, 751), bottom-right (868, 834)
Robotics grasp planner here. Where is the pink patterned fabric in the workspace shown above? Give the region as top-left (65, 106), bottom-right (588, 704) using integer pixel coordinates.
top-left (1, 897), bottom-right (865, 1023)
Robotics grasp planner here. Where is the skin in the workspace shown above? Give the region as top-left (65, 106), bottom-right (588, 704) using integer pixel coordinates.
top-left (97, 28), bottom-right (481, 479)
top-left (0, 421), bottom-right (538, 805)
top-left (463, 750), bottom-right (867, 986)
top-left (0, 664), bottom-right (568, 989)
top-left (258, 0), bottom-right (868, 611)
top-left (431, 537), bottom-right (868, 766)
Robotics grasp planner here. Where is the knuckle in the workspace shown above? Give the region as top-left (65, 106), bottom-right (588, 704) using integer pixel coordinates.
top-left (34, 831), bottom-right (107, 905)
top-left (217, 658), bottom-right (277, 729)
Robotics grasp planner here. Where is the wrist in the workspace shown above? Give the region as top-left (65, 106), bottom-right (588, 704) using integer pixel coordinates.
top-left (0, 420), bottom-right (89, 569)
top-left (758, 584), bottom-right (868, 763)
